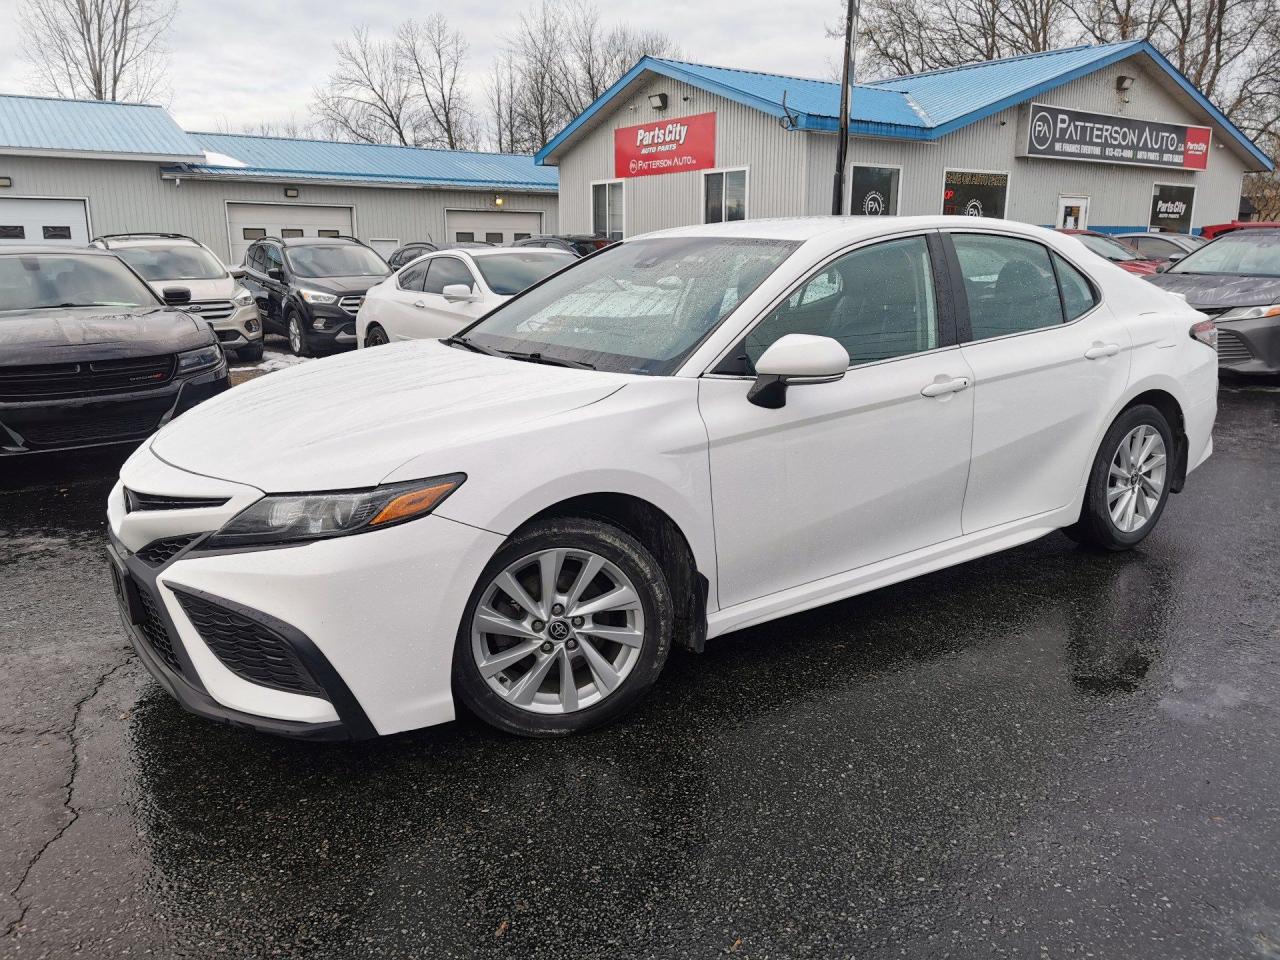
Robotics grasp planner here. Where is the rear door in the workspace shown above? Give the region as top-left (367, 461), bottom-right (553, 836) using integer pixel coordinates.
top-left (379, 259), bottom-right (433, 340)
top-left (415, 256), bottom-right (487, 339)
top-left (946, 230), bottom-right (1132, 533)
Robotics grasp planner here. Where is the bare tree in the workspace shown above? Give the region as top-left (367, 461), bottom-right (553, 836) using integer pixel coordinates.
top-left (213, 115), bottom-right (315, 139)
top-left (313, 26), bottom-right (417, 146)
top-left (485, 54), bottom-right (523, 153)
top-left (399, 15), bottom-right (479, 150)
top-left (18, 0), bottom-right (176, 102)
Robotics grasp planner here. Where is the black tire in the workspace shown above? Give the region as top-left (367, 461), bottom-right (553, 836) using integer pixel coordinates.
top-left (286, 308), bottom-right (312, 358)
top-left (452, 517), bottom-right (673, 737)
top-left (364, 324), bottom-right (389, 348)
top-left (236, 340), bottom-right (264, 362)
top-left (1066, 403), bottom-right (1174, 551)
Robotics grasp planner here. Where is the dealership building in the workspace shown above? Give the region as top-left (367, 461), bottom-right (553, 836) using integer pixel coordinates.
top-left (536, 40), bottom-right (1273, 238)
top-left (0, 95), bottom-right (558, 263)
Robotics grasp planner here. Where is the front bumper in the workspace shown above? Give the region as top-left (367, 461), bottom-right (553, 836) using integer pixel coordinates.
top-left (209, 303), bottom-right (263, 351)
top-left (1212, 315), bottom-right (1280, 375)
top-left (306, 302), bottom-right (360, 351)
top-left (106, 453), bottom-right (504, 738)
top-left (1, 364), bottom-right (229, 456)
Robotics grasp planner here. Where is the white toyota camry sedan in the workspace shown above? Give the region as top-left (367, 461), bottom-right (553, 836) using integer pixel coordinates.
top-left (106, 217), bottom-right (1217, 740)
top-left (356, 247), bottom-right (574, 347)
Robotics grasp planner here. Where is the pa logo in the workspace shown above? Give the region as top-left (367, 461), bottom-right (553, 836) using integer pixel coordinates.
top-left (965, 199), bottom-right (984, 217)
top-left (629, 158), bottom-right (640, 175)
top-left (1030, 110), bottom-right (1055, 150)
top-left (862, 190), bottom-right (885, 216)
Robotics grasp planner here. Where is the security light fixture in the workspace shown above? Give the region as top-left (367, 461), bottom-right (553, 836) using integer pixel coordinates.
top-left (284, 187), bottom-right (300, 198)
top-left (494, 195), bottom-right (505, 207)
top-left (1116, 75), bottom-right (1134, 92)
top-left (649, 93), bottom-right (669, 111)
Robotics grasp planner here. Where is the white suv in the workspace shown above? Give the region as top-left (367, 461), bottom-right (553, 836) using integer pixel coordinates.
top-left (92, 234), bottom-right (264, 361)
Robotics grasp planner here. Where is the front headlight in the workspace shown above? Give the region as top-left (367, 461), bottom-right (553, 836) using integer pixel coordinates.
top-left (203, 474), bottom-right (465, 549)
top-left (176, 344), bottom-right (223, 374)
top-left (299, 288), bottom-right (338, 304)
top-left (1216, 304), bottom-right (1280, 321)
top-left (232, 286), bottom-right (254, 307)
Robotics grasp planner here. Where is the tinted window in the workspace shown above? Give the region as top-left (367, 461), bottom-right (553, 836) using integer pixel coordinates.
top-left (1169, 232), bottom-right (1280, 276)
top-left (398, 260), bottom-right (430, 291)
top-left (473, 252), bottom-right (573, 295)
top-left (284, 244), bottom-right (387, 278)
top-left (1054, 254), bottom-right (1098, 321)
top-left (246, 244), bottom-right (264, 271)
top-left (467, 237), bottom-right (797, 376)
top-left (953, 234), bottom-right (1062, 340)
top-left (1075, 233), bottom-right (1141, 262)
top-left (0, 254), bottom-right (156, 310)
top-left (262, 245), bottom-right (284, 273)
top-left (113, 244), bottom-right (227, 281)
top-left (1134, 236), bottom-right (1178, 257)
top-left (423, 257), bottom-right (474, 294)
top-left (745, 236), bottom-right (938, 367)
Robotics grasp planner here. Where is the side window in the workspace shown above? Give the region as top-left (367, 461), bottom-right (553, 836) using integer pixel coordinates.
top-left (262, 244), bottom-right (284, 274)
top-left (952, 234), bottom-right (1062, 341)
top-left (744, 236), bottom-right (938, 367)
top-left (422, 257), bottom-right (474, 294)
top-left (399, 260), bottom-right (430, 291)
top-left (1054, 253), bottom-right (1099, 321)
top-left (245, 244), bottom-right (263, 271)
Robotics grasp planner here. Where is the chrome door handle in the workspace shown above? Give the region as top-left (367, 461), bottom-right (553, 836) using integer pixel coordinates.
top-left (414, 300), bottom-right (426, 309)
top-left (1084, 342), bottom-right (1120, 359)
top-left (920, 376), bottom-right (971, 397)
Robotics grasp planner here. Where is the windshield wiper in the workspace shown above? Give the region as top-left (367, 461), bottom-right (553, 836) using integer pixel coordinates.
top-left (502, 350), bottom-right (596, 370)
top-left (441, 335), bottom-right (503, 357)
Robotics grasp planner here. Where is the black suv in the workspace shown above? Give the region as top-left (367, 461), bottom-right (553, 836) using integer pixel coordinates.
top-left (240, 236), bottom-right (390, 356)
top-left (511, 235), bottom-right (611, 258)
top-left (0, 246), bottom-right (228, 456)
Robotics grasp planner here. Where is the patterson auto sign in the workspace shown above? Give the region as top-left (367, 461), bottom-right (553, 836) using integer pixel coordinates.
top-left (1025, 103), bottom-right (1211, 171)
top-left (614, 111), bottom-right (716, 178)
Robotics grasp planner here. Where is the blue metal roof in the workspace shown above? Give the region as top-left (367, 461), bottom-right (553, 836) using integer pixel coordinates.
top-left (176, 132), bottom-right (558, 191)
top-left (536, 41), bottom-right (1273, 171)
top-left (0, 93), bottom-right (202, 159)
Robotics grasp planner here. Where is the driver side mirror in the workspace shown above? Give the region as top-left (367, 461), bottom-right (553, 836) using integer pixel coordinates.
top-left (229, 266), bottom-right (246, 280)
top-left (747, 334), bottom-right (849, 409)
top-left (442, 283), bottom-right (478, 303)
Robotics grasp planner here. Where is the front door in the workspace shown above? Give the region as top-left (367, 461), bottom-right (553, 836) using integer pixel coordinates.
top-left (1057, 196), bottom-right (1090, 230)
top-left (699, 233), bottom-right (975, 609)
top-left (946, 230), bottom-right (1132, 533)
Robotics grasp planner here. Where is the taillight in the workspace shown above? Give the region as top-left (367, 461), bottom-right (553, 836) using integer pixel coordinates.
top-left (1190, 318), bottom-right (1217, 348)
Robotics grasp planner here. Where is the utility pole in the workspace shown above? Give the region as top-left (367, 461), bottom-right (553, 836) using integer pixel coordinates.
top-left (831, 0), bottom-right (858, 215)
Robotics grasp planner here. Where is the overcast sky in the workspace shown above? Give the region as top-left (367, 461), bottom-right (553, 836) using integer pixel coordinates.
top-left (0, 0), bottom-right (841, 137)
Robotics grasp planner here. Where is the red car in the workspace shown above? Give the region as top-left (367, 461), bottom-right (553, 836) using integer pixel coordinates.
top-left (1199, 220), bottom-right (1280, 240)
top-left (1057, 229), bottom-right (1164, 275)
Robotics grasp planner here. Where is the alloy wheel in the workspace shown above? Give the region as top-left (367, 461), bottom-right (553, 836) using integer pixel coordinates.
top-left (288, 316), bottom-right (303, 354)
top-left (470, 548), bottom-right (646, 714)
top-left (1107, 424), bottom-right (1167, 533)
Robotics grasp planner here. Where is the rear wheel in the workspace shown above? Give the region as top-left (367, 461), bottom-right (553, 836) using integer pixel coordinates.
top-left (286, 309), bottom-right (311, 358)
top-left (1067, 404), bottom-right (1173, 550)
top-left (452, 517), bottom-right (673, 737)
top-left (364, 324), bottom-right (389, 348)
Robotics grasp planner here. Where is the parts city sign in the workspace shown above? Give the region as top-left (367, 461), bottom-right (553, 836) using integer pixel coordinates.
top-left (614, 111), bottom-right (716, 178)
top-left (1025, 103), bottom-right (1211, 171)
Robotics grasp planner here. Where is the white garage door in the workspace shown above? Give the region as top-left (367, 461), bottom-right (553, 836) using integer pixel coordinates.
top-left (226, 202), bottom-right (353, 266)
top-left (445, 210), bottom-right (543, 245)
top-left (0, 198), bottom-right (90, 246)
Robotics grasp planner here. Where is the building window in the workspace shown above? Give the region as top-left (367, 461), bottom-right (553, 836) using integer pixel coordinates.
top-left (592, 181), bottom-right (623, 241)
top-left (318, 229), bottom-right (340, 238)
top-left (485, 232), bottom-right (503, 244)
top-left (514, 232), bottom-right (531, 241)
top-left (942, 170), bottom-right (1009, 219)
top-left (0, 225), bottom-right (23, 239)
top-left (242, 228), bottom-right (266, 240)
top-left (42, 225), bottom-right (72, 240)
top-left (455, 232), bottom-right (475, 243)
top-left (1150, 184), bottom-right (1196, 234)
top-left (281, 228), bottom-right (303, 238)
top-left (705, 169), bottom-right (747, 224)
top-left (849, 165), bottom-right (900, 216)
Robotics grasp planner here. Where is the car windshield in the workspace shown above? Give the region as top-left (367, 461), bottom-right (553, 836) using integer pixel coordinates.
top-left (113, 244), bottom-right (227, 281)
top-left (464, 236), bottom-right (800, 375)
top-left (473, 252), bottom-right (574, 296)
top-left (1076, 234), bottom-right (1141, 261)
top-left (285, 244), bottom-right (389, 278)
top-left (1169, 232), bottom-right (1280, 277)
top-left (0, 254), bottom-right (157, 311)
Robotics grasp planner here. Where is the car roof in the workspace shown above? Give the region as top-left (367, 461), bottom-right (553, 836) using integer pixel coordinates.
top-left (638, 215), bottom-right (1079, 245)
top-left (280, 236), bottom-right (360, 246)
top-left (461, 246), bottom-right (574, 259)
top-left (0, 244), bottom-right (120, 256)
top-left (99, 236), bottom-right (201, 248)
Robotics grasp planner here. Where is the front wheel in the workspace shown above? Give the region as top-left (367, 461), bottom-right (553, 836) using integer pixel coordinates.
top-left (452, 517), bottom-right (673, 737)
top-left (364, 324), bottom-right (389, 348)
top-left (286, 309), bottom-right (312, 358)
top-left (1066, 404), bottom-right (1174, 550)
top-left (236, 340), bottom-right (264, 362)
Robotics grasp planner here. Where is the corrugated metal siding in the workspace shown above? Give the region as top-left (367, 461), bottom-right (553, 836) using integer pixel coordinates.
top-left (557, 75), bottom-right (812, 236)
top-left (0, 155), bottom-right (558, 262)
top-left (0, 95), bottom-right (201, 158)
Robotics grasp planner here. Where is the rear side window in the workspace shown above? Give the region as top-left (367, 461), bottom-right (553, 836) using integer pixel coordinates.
top-left (952, 234), bottom-right (1062, 341)
top-left (262, 245), bottom-right (283, 273)
top-left (1054, 254), bottom-right (1099, 321)
top-left (423, 257), bottom-right (474, 294)
top-left (398, 260), bottom-right (430, 291)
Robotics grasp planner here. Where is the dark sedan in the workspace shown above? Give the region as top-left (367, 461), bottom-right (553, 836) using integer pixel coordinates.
top-left (1146, 229), bottom-right (1280, 374)
top-left (0, 246), bottom-right (229, 455)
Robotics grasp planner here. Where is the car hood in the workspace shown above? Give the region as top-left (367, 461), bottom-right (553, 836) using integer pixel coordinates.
top-left (294, 275), bottom-right (388, 296)
top-left (0, 306), bottom-right (208, 364)
top-left (148, 339), bottom-right (630, 490)
top-left (1145, 271), bottom-right (1280, 308)
top-left (143, 277), bottom-right (234, 301)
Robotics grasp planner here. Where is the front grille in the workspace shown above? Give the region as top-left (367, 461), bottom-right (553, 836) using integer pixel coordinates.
top-left (124, 488), bottom-right (230, 512)
top-left (1217, 330), bottom-right (1254, 365)
top-left (136, 583), bottom-right (183, 675)
top-left (339, 295), bottom-right (364, 315)
top-left (135, 533), bottom-right (202, 567)
top-left (174, 591), bottom-right (324, 697)
top-left (0, 355), bottom-right (175, 400)
top-left (187, 300), bottom-right (236, 322)
top-left (18, 411), bottom-right (160, 448)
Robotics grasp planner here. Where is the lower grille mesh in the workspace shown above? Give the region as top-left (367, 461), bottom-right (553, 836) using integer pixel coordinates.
top-left (1217, 330), bottom-right (1253, 366)
top-left (174, 592), bottom-right (323, 697)
top-left (136, 534), bottom-right (201, 567)
top-left (136, 583), bottom-right (183, 675)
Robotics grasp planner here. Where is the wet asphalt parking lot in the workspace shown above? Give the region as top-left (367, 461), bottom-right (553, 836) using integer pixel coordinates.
top-left (2, 356), bottom-right (1279, 959)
